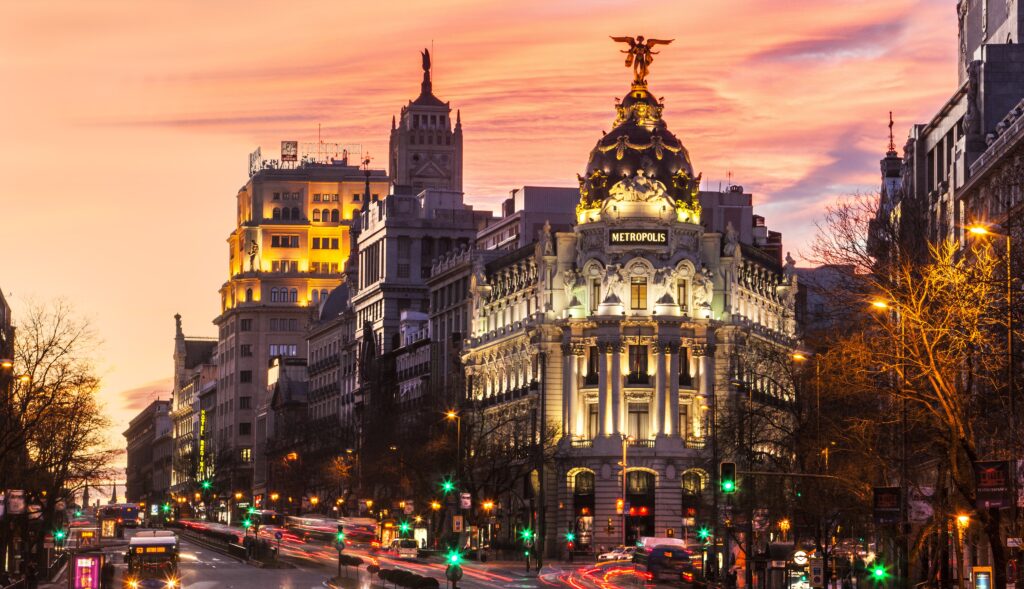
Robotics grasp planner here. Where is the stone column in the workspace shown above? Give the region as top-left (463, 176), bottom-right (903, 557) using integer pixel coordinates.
top-left (653, 342), bottom-right (667, 436)
top-left (562, 343), bottom-right (574, 435)
top-left (598, 343), bottom-right (609, 437)
top-left (611, 342), bottom-right (622, 435)
top-left (567, 345), bottom-right (579, 437)
top-left (668, 343), bottom-right (681, 436)
top-left (575, 352), bottom-right (587, 436)
top-left (695, 343), bottom-right (715, 438)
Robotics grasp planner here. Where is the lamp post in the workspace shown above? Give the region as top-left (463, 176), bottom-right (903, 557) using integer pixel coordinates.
top-left (446, 410), bottom-right (462, 480)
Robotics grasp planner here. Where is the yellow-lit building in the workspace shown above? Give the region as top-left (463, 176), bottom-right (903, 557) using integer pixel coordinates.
top-left (212, 159), bottom-right (388, 498)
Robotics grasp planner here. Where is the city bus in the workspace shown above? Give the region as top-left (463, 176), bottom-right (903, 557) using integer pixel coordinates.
top-left (124, 530), bottom-right (180, 588)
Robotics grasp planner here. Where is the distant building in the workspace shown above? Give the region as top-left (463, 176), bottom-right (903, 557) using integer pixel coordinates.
top-left (389, 49), bottom-right (463, 193)
top-left (170, 314), bottom-right (217, 494)
top-left (124, 399), bottom-right (172, 505)
top-left (213, 155), bottom-right (388, 498)
top-left (877, 0), bottom-right (1024, 251)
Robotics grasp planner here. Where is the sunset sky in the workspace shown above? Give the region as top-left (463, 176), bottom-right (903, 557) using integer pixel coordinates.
top-left (0, 0), bottom-right (957, 456)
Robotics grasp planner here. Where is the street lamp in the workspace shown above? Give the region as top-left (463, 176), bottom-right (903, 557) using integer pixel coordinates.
top-left (792, 351), bottom-right (822, 468)
top-left (0, 359), bottom-right (12, 369)
top-left (446, 410), bottom-right (462, 479)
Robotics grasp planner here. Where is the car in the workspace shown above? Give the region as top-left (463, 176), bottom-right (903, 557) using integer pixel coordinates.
top-left (388, 538), bottom-right (419, 559)
top-left (634, 544), bottom-right (693, 582)
top-left (597, 546), bottom-right (636, 561)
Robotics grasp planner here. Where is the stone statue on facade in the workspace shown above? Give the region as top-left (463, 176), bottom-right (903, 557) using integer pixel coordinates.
top-left (539, 220), bottom-right (554, 256)
top-left (562, 268), bottom-right (586, 305)
top-left (692, 268), bottom-right (714, 307)
top-left (248, 239), bottom-right (259, 272)
top-left (652, 267), bottom-right (679, 304)
top-left (722, 222), bottom-right (739, 257)
top-left (610, 35), bottom-right (674, 85)
top-left (783, 251), bottom-right (796, 282)
top-left (601, 264), bottom-right (628, 304)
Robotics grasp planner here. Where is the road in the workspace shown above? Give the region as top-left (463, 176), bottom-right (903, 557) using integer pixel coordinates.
top-left (106, 527), bottom-right (661, 588)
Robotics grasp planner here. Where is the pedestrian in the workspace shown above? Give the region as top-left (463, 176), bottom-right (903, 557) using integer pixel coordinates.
top-left (101, 558), bottom-right (115, 589)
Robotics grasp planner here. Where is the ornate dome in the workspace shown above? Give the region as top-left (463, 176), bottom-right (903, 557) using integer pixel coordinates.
top-left (577, 83), bottom-right (702, 224)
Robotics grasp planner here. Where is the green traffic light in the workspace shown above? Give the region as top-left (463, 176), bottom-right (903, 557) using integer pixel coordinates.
top-left (520, 528), bottom-right (534, 542)
top-left (565, 532), bottom-right (576, 542)
top-left (242, 519), bottom-right (252, 528)
top-left (54, 529), bottom-right (66, 541)
top-left (697, 527), bottom-right (711, 540)
top-left (201, 480), bottom-right (212, 490)
top-left (446, 549), bottom-right (463, 566)
top-left (870, 565), bottom-right (888, 581)
top-left (440, 478), bottom-right (455, 494)
top-left (336, 531), bottom-right (346, 542)
top-left (399, 521), bottom-right (411, 534)
top-left (162, 503), bottom-right (172, 513)
top-left (74, 510), bottom-right (82, 518)
top-left (721, 480), bottom-right (735, 493)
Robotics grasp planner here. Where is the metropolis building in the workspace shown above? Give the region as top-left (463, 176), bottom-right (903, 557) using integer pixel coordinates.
top-left (461, 62), bottom-right (800, 550)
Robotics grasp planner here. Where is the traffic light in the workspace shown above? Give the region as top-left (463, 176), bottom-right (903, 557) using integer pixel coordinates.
top-left (440, 477), bottom-right (456, 494)
top-left (869, 564), bottom-right (889, 582)
top-left (615, 498), bottom-right (625, 514)
top-left (201, 480), bottom-right (212, 491)
top-left (446, 549), bottom-right (463, 566)
top-left (520, 528), bottom-right (534, 544)
top-left (54, 529), bottom-right (67, 543)
top-left (399, 520), bottom-right (411, 535)
top-left (720, 462), bottom-right (737, 494)
top-left (74, 510), bottom-right (82, 518)
top-left (565, 532), bottom-right (575, 543)
top-left (162, 503), bottom-right (172, 514)
top-left (697, 526), bottom-right (711, 541)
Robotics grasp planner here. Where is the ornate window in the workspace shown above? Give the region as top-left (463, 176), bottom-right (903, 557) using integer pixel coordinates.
top-left (331, 209), bottom-right (340, 222)
top-left (630, 277), bottom-right (647, 310)
top-left (272, 208), bottom-right (281, 220)
top-left (628, 345), bottom-right (649, 384)
top-left (313, 209), bottom-right (321, 222)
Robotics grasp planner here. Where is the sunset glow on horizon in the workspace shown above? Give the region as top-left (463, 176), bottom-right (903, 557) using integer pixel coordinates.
top-left (0, 0), bottom-right (956, 449)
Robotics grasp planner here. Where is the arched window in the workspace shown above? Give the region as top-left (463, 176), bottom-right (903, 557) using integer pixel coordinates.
top-left (321, 289), bottom-right (329, 300)
top-left (313, 209), bottom-right (321, 222)
top-left (312, 290), bottom-right (319, 304)
top-left (270, 288), bottom-right (279, 302)
top-left (272, 208), bottom-right (281, 220)
top-left (291, 207), bottom-right (300, 220)
top-left (245, 288), bottom-right (253, 302)
top-left (290, 288), bottom-right (298, 302)
top-left (281, 208), bottom-right (290, 220)
top-left (682, 471), bottom-right (705, 495)
top-left (331, 209), bottom-right (340, 222)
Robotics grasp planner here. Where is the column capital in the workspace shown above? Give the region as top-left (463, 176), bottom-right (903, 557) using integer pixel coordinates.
top-left (598, 339), bottom-right (623, 353)
top-left (655, 339), bottom-right (679, 354)
top-left (692, 343), bottom-right (715, 357)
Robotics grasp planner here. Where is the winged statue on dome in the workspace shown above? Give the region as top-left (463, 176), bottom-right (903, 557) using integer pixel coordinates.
top-left (610, 35), bottom-right (674, 84)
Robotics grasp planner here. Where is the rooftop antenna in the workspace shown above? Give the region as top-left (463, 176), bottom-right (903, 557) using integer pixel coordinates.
top-left (726, 170), bottom-right (733, 188)
top-left (887, 111), bottom-right (896, 154)
top-left (362, 151), bottom-right (374, 210)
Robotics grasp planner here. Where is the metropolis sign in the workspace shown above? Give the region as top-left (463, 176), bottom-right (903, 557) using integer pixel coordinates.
top-left (609, 230), bottom-right (668, 246)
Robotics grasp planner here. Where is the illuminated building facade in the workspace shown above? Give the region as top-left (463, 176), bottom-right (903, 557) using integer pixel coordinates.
top-left (461, 72), bottom-right (800, 551)
top-left (124, 399), bottom-right (172, 505)
top-left (170, 314), bottom-right (216, 493)
top-left (213, 158), bottom-right (388, 492)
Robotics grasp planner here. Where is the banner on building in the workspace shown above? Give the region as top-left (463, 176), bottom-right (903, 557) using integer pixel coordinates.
top-left (872, 486), bottom-right (900, 524)
top-left (975, 461), bottom-right (1013, 509)
top-left (248, 147), bottom-right (262, 177)
top-left (6, 490), bottom-right (25, 515)
top-left (281, 141), bottom-right (298, 162)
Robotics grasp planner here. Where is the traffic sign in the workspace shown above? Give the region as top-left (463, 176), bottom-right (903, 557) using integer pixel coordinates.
top-left (1010, 537), bottom-right (1022, 548)
top-left (274, 531), bottom-right (283, 540)
top-left (460, 493), bottom-right (471, 510)
top-left (810, 557), bottom-right (824, 587)
top-left (452, 515), bottom-right (464, 533)
top-left (793, 550), bottom-right (809, 566)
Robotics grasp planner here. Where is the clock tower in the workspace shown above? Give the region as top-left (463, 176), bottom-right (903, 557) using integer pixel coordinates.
top-left (389, 49), bottom-right (463, 193)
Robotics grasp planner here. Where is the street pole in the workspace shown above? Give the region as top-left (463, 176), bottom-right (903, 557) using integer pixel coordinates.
top-left (1006, 233), bottom-right (1017, 541)
top-left (621, 436), bottom-right (628, 548)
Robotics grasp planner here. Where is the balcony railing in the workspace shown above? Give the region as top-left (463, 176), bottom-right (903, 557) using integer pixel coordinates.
top-left (685, 437), bottom-right (706, 450)
top-left (629, 438), bottom-right (655, 448)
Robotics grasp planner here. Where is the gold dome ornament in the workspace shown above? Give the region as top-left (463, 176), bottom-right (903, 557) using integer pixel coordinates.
top-left (610, 35), bottom-right (675, 86)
